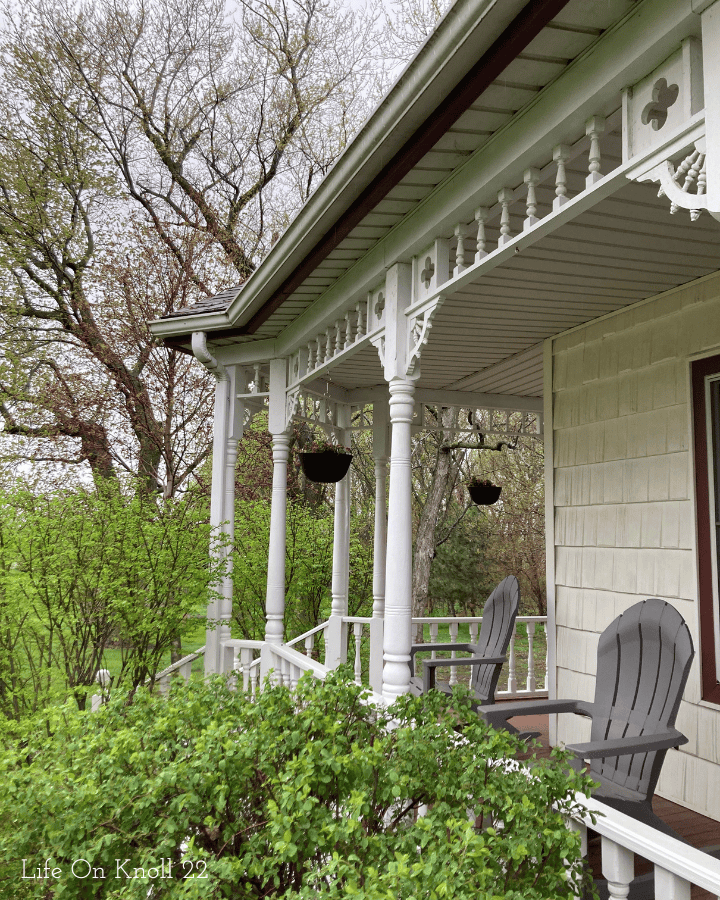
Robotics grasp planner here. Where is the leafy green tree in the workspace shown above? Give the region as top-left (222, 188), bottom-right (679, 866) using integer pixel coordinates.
top-left (231, 498), bottom-right (373, 644)
top-left (0, 0), bottom-right (382, 489)
top-left (470, 439), bottom-right (546, 615)
top-left (0, 670), bottom-right (597, 899)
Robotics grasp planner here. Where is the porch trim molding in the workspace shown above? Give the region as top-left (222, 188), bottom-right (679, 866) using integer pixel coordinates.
top-left (543, 337), bottom-right (558, 745)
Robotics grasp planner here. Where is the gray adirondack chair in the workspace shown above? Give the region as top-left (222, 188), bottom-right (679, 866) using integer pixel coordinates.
top-left (482, 599), bottom-right (695, 838)
top-left (409, 575), bottom-right (520, 708)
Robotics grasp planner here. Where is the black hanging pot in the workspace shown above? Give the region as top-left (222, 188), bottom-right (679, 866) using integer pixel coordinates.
top-left (468, 482), bottom-right (502, 505)
top-left (300, 451), bottom-right (353, 484)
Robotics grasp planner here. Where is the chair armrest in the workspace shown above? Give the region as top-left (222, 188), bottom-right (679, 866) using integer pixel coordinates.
top-left (410, 643), bottom-right (478, 675)
top-left (565, 728), bottom-right (688, 760)
top-left (481, 699), bottom-right (594, 729)
top-left (423, 655), bottom-right (505, 691)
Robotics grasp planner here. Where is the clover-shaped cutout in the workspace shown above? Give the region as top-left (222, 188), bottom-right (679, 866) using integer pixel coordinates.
top-left (374, 291), bottom-right (385, 320)
top-left (641, 77), bottom-right (679, 131)
top-left (420, 257), bottom-right (435, 290)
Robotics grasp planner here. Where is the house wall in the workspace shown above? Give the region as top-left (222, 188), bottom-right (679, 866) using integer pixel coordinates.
top-left (550, 270), bottom-right (720, 821)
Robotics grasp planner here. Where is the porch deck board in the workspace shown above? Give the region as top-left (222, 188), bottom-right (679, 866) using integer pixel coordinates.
top-left (516, 712), bottom-right (720, 899)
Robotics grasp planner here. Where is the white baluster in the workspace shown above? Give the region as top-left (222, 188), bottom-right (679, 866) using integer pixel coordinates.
top-left (453, 223), bottom-right (468, 276)
top-left (448, 621), bottom-right (459, 686)
top-left (654, 866), bottom-right (691, 900)
top-left (345, 309), bottom-right (355, 345)
top-left (553, 144), bottom-right (571, 210)
top-left (497, 188), bottom-right (514, 246)
top-left (240, 648), bottom-right (253, 692)
top-left (474, 206), bottom-right (489, 261)
top-left (585, 115), bottom-right (605, 188)
top-left (335, 319), bottom-right (344, 353)
top-left (507, 626), bottom-right (517, 694)
top-left (601, 838), bottom-right (634, 900)
top-left (430, 623), bottom-right (439, 658)
top-left (469, 622), bottom-right (479, 644)
top-left (307, 340), bottom-right (316, 372)
top-left (566, 818), bottom-right (588, 900)
top-left (526, 622), bottom-right (536, 692)
top-left (253, 363), bottom-right (262, 392)
top-left (365, 294), bottom-right (373, 332)
top-left (325, 327), bottom-right (335, 361)
top-left (250, 662), bottom-right (259, 696)
top-left (356, 299), bottom-right (366, 339)
top-left (315, 335), bottom-right (325, 367)
top-left (177, 660), bottom-right (189, 682)
top-left (353, 622), bottom-right (363, 684)
top-left (305, 634), bottom-right (315, 658)
top-left (523, 168), bottom-right (540, 230)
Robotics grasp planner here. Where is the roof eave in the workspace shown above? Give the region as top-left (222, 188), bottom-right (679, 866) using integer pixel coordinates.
top-left (223, 0), bottom-right (545, 331)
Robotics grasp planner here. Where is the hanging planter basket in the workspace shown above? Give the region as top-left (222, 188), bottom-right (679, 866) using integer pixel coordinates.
top-left (467, 481), bottom-right (502, 505)
top-left (300, 450), bottom-right (353, 484)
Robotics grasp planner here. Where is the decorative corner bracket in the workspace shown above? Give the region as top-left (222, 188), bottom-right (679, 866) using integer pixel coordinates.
top-left (285, 388), bottom-right (300, 431)
top-left (406, 296), bottom-right (445, 378)
top-left (638, 141), bottom-right (715, 221)
top-left (370, 334), bottom-right (386, 369)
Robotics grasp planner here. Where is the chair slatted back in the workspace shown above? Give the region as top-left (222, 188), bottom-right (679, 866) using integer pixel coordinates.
top-left (471, 575), bottom-right (520, 704)
top-left (590, 599), bottom-right (694, 799)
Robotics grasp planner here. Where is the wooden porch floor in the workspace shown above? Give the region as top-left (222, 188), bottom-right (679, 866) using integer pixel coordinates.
top-left (515, 712), bottom-right (720, 900)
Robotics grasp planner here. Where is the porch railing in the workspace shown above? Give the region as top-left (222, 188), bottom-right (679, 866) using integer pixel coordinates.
top-left (339, 614), bottom-right (548, 697)
top-left (576, 794), bottom-right (720, 899)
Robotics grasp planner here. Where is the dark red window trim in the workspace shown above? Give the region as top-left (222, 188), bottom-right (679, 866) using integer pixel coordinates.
top-left (691, 352), bottom-right (720, 704)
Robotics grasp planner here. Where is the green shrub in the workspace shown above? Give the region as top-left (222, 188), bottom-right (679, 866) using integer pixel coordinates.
top-left (0, 671), bottom-right (596, 899)
top-left (0, 481), bottom-right (221, 718)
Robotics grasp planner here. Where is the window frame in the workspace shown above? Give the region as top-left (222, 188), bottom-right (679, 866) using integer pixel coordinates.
top-left (692, 352), bottom-right (720, 704)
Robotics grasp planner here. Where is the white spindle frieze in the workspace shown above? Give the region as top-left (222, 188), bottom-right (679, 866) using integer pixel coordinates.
top-left (586, 115), bottom-right (605, 187)
top-left (523, 167), bottom-right (540, 229)
top-left (453, 223), bottom-right (468, 276)
top-left (553, 144), bottom-right (571, 209)
top-left (497, 188), bottom-right (514, 245)
top-left (474, 206), bottom-right (489, 260)
top-left (356, 298), bottom-right (366, 339)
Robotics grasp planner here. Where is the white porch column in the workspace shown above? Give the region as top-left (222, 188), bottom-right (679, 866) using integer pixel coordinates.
top-left (265, 358), bottom-right (290, 646)
top-left (217, 366), bottom-right (244, 663)
top-left (369, 402), bottom-right (388, 693)
top-left (382, 377), bottom-right (416, 700)
top-left (331, 405), bottom-right (351, 618)
top-left (377, 261), bottom-right (416, 701)
top-left (192, 333), bottom-right (230, 676)
top-left (372, 402), bottom-right (389, 618)
top-left (326, 405), bottom-right (351, 668)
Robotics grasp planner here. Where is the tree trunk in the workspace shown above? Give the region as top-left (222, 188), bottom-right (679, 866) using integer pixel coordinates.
top-left (411, 408), bottom-right (461, 633)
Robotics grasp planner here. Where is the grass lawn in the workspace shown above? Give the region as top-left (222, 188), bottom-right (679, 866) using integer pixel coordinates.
top-left (98, 620), bottom-right (208, 682)
top-left (409, 622), bottom-right (547, 693)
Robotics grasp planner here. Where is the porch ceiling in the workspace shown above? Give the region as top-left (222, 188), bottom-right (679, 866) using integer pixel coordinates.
top-left (319, 178), bottom-right (720, 397)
